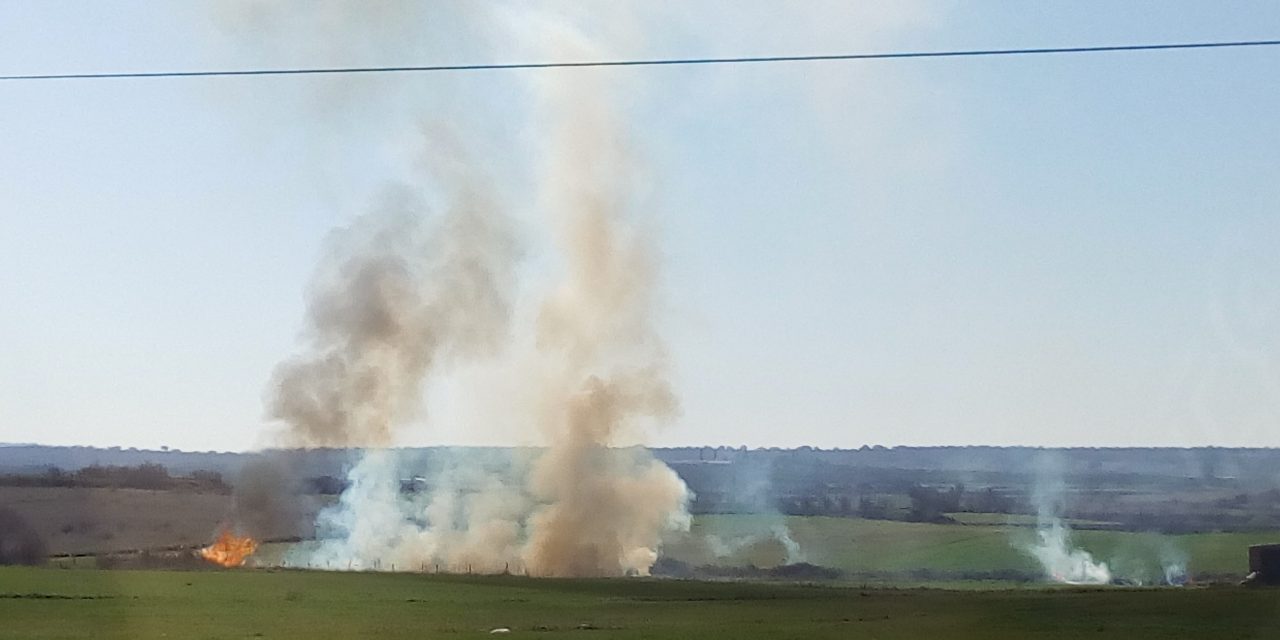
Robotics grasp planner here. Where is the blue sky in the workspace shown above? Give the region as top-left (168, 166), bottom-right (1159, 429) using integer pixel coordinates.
top-left (2, 1), bottom-right (1279, 451)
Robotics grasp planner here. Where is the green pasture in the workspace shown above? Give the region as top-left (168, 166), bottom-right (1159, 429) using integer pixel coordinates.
top-left (4, 566), bottom-right (1280, 639)
top-left (666, 515), bottom-right (1280, 581)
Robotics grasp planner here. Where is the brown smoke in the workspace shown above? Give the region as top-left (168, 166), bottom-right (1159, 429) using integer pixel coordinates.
top-left (268, 141), bottom-right (518, 448)
top-left (519, 37), bottom-right (689, 576)
top-left (231, 455), bottom-right (305, 540)
top-left (224, 3), bottom-right (688, 577)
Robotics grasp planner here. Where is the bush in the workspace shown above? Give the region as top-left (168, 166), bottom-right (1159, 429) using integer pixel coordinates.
top-left (0, 507), bottom-right (47, 566)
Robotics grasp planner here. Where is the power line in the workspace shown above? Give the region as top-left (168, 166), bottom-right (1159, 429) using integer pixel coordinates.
top-left (3, 38), bottom-right (1279, 82)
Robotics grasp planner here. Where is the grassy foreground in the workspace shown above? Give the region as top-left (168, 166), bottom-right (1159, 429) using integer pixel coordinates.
top-left (3, 566), bottom-right (1280, 639)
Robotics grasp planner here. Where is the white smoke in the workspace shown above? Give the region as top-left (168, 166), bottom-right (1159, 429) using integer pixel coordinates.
top-left (704, 534), bottom-right (743, 559)
top-left (1158, 540), bottom-right (1189, 586)
top-left (774, 525), bottom-right (806, 565)
top-left (1021, 457), bottom-right (1112, 585)
top-left (1161, 559), bottom-right (1189, 586)
top-left (1026, 519), bottom-right (1112, 585)
top-left (706, 524), bottom-right (806, 566)
top-left (302, 449), bottom-right (533, 573)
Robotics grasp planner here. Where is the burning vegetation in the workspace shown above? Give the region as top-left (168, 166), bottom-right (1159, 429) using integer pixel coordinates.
top-left (200, 530), bottom-right (258, 568)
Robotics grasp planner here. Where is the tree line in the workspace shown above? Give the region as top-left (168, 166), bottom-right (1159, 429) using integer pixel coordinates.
top-left (0, 463), bottom-right (229, 493)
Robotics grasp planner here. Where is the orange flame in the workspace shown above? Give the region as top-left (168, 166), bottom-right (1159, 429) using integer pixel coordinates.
top-left (200, 530), bottom-right (258, 568)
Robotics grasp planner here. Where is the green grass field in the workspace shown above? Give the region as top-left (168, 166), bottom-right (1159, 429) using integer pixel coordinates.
top-left (4, 566), bottom-right (1280, 639)
top-left (664, 515), bottom-right (1280, 581)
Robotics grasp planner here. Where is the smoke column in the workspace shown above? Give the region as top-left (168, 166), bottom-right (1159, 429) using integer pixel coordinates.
top-left (241, 5), bottom-right (689, 577)
top-left (1021, 458), bottom-right (1112, 584)
top-left (701, 456), bottom-right (807, 567)
top-left (227, 130), bottom-right (518, 547)
top-left (516, 28), bottom-right (690, 576)
top-left (1159, 544), bottom-right (1189, 586)
top-left (269, 168), bottom-right (518, 448)
top-left (1026, 519), bottom-right (1112, 585)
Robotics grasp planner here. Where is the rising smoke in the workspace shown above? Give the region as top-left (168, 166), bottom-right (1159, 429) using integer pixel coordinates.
top-left (230, 453), bottom-right (314, 541)
top-left (1020, 456), bottom-right (1194, 586)
top-left (234, 163), bottom-right (517, 548)
top-left (268, 169), bottom-right (518, 448)
top-left (1022, 457), bottom-right (1112, 584)
top-left (1159, 542), bottom-right (1189, 586)
top-left (517, 30), bottom-right (690, 576)
top-left (1026, 518), bottom-right (1113, 585)
top-left (706, 525), bottom-right (806, 566)
top-left (699, 455), bottom-right (807, 566)
top-left (247, 5), bottom-right (689, 577)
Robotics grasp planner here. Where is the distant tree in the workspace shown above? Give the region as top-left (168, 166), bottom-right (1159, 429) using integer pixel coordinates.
top-left (308, 475), bottom-right (347, 495)
top-left (190, 470), bottom-right (230, 493)
top-left (968, 487), bottom-right (1013, 513)
top-left (69, 463), bottom-right (172, 490)
top-left (857, 496), bottom-right (889, 520)
top-left (908, 485), bottom-right (939, 521)
top-left (944, 484), bottom-right (965, 512)
top-left (908, 485), bottom-right (961, 522)
top-left (839, 495), bottom-right (853, 515)
top-left (822, 496), bottom-right (837, 515)
top-left (0, 507), bottom-right (47, 566)
top-left (42, 467), bottom-right (73, 487)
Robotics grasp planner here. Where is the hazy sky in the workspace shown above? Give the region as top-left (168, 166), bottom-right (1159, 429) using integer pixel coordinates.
top-left (2, 1), bottom-right (1279, 451)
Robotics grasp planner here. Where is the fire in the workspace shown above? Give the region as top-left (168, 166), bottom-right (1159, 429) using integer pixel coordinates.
top-left (200, 530), bottom-right (258, 568)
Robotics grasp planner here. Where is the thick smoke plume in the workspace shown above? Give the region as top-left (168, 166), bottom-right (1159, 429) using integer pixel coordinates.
top-left (229, 454), bottom-right (315, 541)
top-left (250, 6), bottom-right (688, 577)
top-left (228, 138), bottom-right (517, 547)
top-left (269, 171), bottom-right (518, 448)
top-left (518, 34), bottom-right (689, 576)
